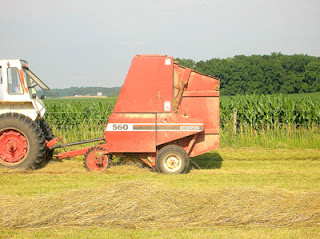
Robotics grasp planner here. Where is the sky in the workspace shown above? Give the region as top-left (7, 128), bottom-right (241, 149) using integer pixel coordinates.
top-left (1, 0), bottom-right (319, 89)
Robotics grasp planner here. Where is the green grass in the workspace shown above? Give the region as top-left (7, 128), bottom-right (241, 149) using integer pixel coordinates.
top-left (221, 123), bottom-right (320, 148)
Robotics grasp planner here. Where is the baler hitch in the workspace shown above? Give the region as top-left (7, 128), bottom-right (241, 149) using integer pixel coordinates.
top-left (48, 137), bottom-right (104, 150)
top-left (45, 137), bottom-right (105, 160)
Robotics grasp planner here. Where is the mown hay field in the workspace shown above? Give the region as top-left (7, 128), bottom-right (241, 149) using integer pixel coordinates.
top-left (1, 148), bottom-right (320, 238)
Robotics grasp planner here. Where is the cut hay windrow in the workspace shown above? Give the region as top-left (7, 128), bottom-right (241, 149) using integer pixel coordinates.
top-left (1, 182), bottom-right (319, 229)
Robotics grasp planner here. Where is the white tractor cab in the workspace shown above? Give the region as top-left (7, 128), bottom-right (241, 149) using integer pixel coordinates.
top-left (0, 59), bottom-right (49, 119)
top-left (0, 60), bottom-right (54, 169)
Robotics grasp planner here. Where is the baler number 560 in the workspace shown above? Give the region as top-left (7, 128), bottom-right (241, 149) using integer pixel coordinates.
top-left (112, 124), bottom-right (129, 131)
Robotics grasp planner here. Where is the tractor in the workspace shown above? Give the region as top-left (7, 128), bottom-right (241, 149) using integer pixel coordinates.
top-left (0, 59), bottom-right (53, 169)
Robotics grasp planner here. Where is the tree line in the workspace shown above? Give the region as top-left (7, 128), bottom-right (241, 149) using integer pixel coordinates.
top-left (39, 86), bottom-right (121, 98)
top-left (175, 53), bottom-right (320, 95)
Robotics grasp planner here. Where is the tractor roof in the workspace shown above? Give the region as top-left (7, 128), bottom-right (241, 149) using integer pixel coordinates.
top-left (0, 59), bottom-right (29, 68)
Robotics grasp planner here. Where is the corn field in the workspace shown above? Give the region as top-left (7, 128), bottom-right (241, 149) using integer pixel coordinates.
top-left (44, 93), bottom-right (320, 131)
top-left (42, 94), bottom-right (320, 149)
top-left (44, 97), bottom-right (117, 130)
top-left (221, 93), bottom-right (320, 130)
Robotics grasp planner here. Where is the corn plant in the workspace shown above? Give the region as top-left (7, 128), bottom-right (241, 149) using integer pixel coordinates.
top-left (44, 93), bottom-right (320, 135)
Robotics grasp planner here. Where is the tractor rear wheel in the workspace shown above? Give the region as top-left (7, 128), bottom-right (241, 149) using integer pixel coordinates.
top-left (84, 146), bottom-right (110, 171)
top-left (37, 118), bottom-right (54, 161)
top-left (37, 119), bottom-right (54, 141)
top-left (0, 113), bottom-right (46, 169)
top-left (156, 145), bottom-right (190, 174)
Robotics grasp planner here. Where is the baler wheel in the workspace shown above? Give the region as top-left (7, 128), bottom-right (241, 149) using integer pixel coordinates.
top-left (0, 113), bottom-right (46, 169)
top-left (84, 146), bottom-right (110, 171)
top-left (156, 145), bottom-right (190, 174)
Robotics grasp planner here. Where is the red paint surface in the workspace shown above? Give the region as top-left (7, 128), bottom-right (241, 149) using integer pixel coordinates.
top-left (46, 137), bottom-right (63, 149)
top-left (0, 129), bottom-right (28, 164)
top-left (105, 113), bottom-right (156, 152)
top-left (113, 55), bottom-right (173, 113)
top-left (105, 55), bottom-right (220, 156)
top-left (54, 146), bottom-right (94, 160)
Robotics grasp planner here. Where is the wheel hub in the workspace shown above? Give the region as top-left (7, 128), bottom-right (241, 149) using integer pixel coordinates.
top-left (164, 154), bottom-right (181, 172)
top-left (85, 148), bottom-right (109, 171)
top-left (0, 129), bottom-right (28, 164)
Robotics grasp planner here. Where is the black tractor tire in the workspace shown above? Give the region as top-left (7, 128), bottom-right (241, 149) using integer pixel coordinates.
top-left (0, 113), bottom-right (46, 169)
top-left (37, 118), bottom-right (54, 141)
top-left (37, 118), bottom-right (55, 161)
top-left (156, 145), bottom-right (190, 174)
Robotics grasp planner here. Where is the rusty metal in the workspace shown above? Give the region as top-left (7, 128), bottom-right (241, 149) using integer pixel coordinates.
top-left (173, 68), bottom-right (191, 112)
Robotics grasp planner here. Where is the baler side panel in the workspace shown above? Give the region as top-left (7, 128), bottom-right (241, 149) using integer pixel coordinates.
top-left (179, 97), bottom-right (220, 156)
top-left (105, 113), bottom-right (156, 153)
top-left (186, 72), bottom-right (220, 92)
top-left (113, 55), bottom-right (173, 113)
top-left (155, 114), bottom-right (204, 146)
top-left (174, 64), bottom-right (220, 156)
top-left (180, 97), bottom-right (220, 134)
top-left (177, 134), bottom-right (220, 157)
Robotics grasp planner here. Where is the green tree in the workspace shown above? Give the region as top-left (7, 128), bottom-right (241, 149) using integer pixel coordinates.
top-left (305, 62), bottom-right (320, 92)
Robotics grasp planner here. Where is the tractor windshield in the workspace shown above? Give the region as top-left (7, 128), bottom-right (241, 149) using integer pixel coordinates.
top-left (22, 68), bottom-right (50, 91)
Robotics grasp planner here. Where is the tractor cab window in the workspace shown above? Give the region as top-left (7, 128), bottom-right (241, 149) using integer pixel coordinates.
top-left (23, 67), bottom-right (50, 99)
top-left (23, 68), bottom-right (38, 97)
top-left (7, 67), bottom-right (23, 94)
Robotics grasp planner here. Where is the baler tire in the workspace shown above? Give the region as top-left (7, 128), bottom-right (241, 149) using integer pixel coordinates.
top-left (0, 113), bottom-right (46, 169)
top-left (84, 146), bottom-right (110, 171)
top-left (156, 145), bottom-right (190, 174)
top-left (37, 119), bottom-right (55, 161)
